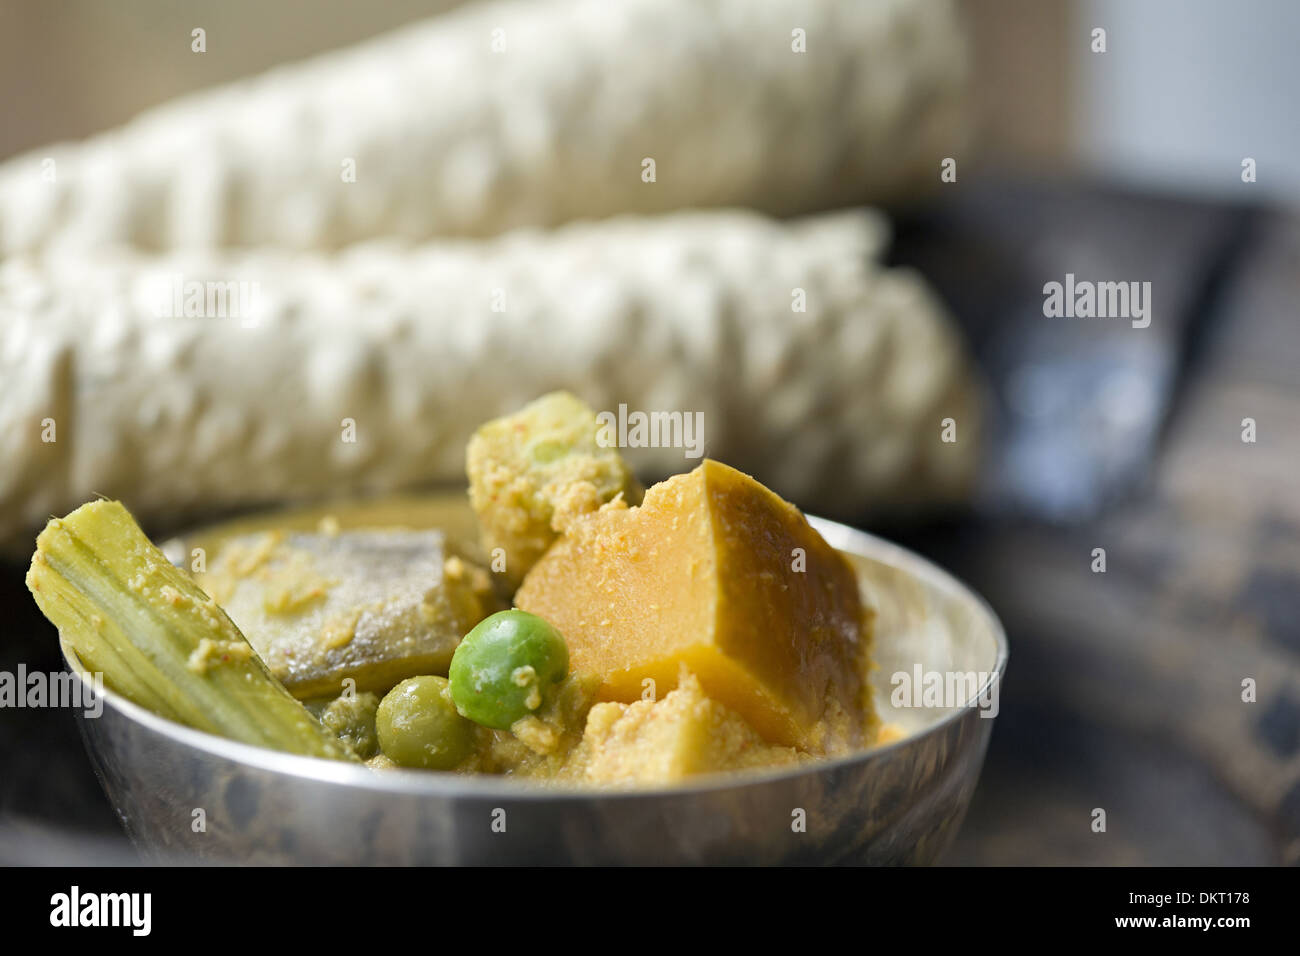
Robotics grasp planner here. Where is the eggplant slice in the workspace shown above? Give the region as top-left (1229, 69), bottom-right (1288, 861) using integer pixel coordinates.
top-left (194, 529), bottom-right (498, 699)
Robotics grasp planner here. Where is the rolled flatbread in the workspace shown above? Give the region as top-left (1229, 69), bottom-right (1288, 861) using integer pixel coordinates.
top-left (0, 0), bottom-right (967, 254)
top-left (0, 208), bottom-right (981, 554)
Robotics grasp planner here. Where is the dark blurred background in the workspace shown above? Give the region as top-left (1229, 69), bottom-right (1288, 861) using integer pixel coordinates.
top-left (1, 0), bottom-right (1297, 864)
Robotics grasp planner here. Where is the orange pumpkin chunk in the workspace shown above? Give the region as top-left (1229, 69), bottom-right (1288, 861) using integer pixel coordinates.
top-left (515, 459), bottom-right (873, 751)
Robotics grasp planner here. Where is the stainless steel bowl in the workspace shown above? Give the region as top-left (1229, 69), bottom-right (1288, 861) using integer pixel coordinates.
top-left (61, 503), bottom-right (1007, 865)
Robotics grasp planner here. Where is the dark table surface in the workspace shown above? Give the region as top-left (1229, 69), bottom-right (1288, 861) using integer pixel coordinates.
top-left (893, 179), bottom-right (1300, 865)
top-left (2, 177), bottom-right (1297, 865)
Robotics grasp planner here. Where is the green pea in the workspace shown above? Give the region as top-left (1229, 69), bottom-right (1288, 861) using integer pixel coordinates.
top-left (375, 676), bottom-right (476, 770)
top-left (449, 609), bottom-right (569, 729)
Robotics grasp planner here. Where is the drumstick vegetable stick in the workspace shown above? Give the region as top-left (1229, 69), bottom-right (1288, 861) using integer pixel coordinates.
top-left (26, 500), bottom-right (359, 761)
top-left (0, 0), bottom-right (966, 254)
top-left (0, 209), bottom-right (981, 556)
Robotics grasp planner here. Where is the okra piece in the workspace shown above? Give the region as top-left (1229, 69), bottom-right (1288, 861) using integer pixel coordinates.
top-left (26, 500), bottom-right (357, 761)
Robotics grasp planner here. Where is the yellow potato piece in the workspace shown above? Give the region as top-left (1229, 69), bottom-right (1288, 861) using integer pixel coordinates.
top-left (466, 391), bottom-right (643, 589)
top-left (516, 459), bottom-right (874, 751)
top-left (576, 672), bottom-right (802, 785)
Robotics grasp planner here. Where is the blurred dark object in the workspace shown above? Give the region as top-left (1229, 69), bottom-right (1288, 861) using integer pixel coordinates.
top-left (890, 176), bottom-right (1258, 522)
top-left (888, 178), bottom-right (1297, 864)
top-left (0, 557), bottom-right (134, 863)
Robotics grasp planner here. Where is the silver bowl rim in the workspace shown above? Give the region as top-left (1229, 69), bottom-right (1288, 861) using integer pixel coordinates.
top-left (60, 514), bottom-right (1008, 802)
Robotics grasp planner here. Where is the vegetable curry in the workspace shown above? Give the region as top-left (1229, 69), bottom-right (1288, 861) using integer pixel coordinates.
top-left (27, 392), bottom-right (889, 787)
